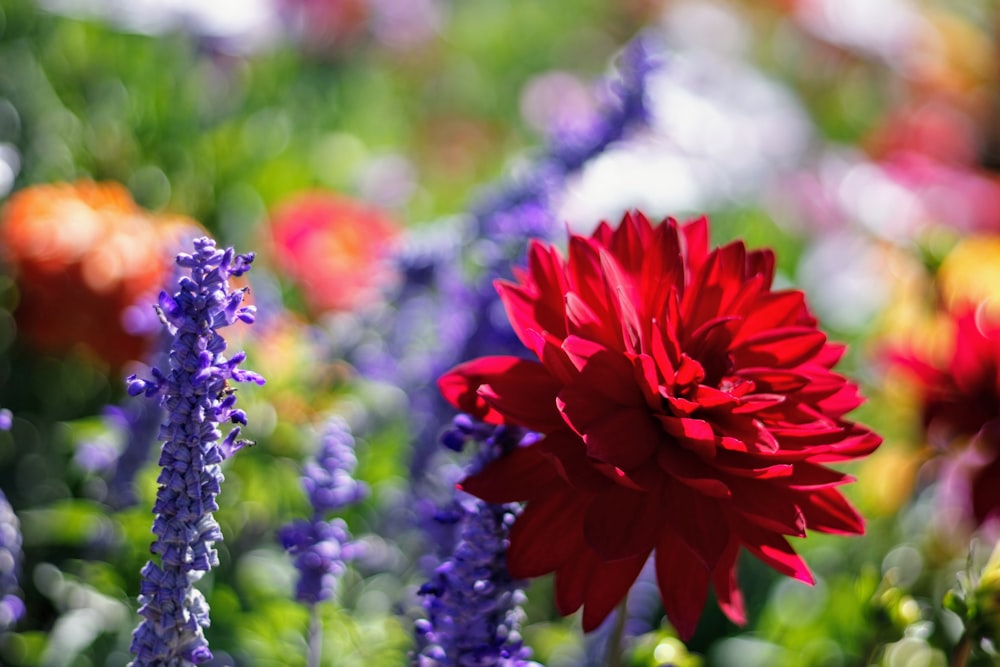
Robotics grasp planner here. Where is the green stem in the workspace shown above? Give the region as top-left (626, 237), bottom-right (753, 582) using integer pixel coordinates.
top-left (605, 596), bottom-right (630, 667)
top-left (951, 632), bottom-right (973, 667)
top-left (307, 604), bottom-right (323, 667)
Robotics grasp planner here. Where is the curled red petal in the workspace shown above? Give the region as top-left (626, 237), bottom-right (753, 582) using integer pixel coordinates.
top-left (738, 523), bottom-right (814, 584)
top-left (438, 356), bottom-right (528, 422)
top-left (711, 536), bottom-right (746, 627)
top-left (796, 486), bottom-right (865, 535)
top-left (440, 356), bottom-right (563, 430)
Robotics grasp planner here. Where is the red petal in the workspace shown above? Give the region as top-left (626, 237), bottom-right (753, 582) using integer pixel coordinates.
top-left (507, 488), bottom-right (587, 578)
top-left (580, 406), bottom-right (661, 470)
top-left (656, 445), bottom-right (732, 498)
top-left (655, 529), bottom-right (711, 641)
top-left (797, 487), bottom-right (865, 535)
top-left (658, 415), bottom-right (717, 458)
top-left (711, 536), bottom-right (747, 626)
top-left (639, 222), bottom-right (684, 326)
top-left (560, 339), bottom-right (646, 408)
top-left (438, 356), bottom-right (547, 423)
top-left (662, 482), bottom-right (730, 570)
top-left (745, 248), bottom-right (775, 286)
top-left (631, 352), bottom-right (663, 410)
top-left (605, 210), bottom-right (651, 277)
top-left (554, 546), bottom-right (592, 616)
top-left (787, 462), bottom-right (853, 488)
top-left (689, 384), bottom-right (739, 410)
top-left (476, 362), bottom-right (566, 433)
top-left (525, 328), bottom-right (577, 384)
top-left (680, 216), bottom-right (709, 277)
top-left (580, 553), bottom-right (648, 632)
top-left (496, 281), bottom-right (560, 355)
top-left (738, 523), bottom-right (814, 584)
top-left (814, 342), bottom-right (847, 368)
top-left (732, 393), bottom-right (786, 414)
top-left (583, 484), bottom-right (661, 560)
top-left (730, 483), bottom-right (807, 538)
top-left (732, 327), bottom-right (827, 369)
top-left (496, 239), bottom-right (569, 346)
top-left (733, 290), bottom-right (809, 344)
top-left (808, 428), bottom-right (882, 464)
top-left (735, 368), bottom-right (811, 393)
top-left (539, 429), bottom-right (613, 492)
top-left (566, 291), bottom-right (615, 346)
top-left (459, 444), bottom-right (563, 503)
top-left (554, 548), bottom-right (648, 632)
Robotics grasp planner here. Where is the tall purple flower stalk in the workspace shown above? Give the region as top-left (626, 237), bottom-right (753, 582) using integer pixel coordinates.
top-left (0, 489), bottom-right (24, 631)
top-left (126, 237), bottom-right (263, 666)
top-left (279, 416), bottom-right (367, 605)
top-left (414, 417), bottom-right (541, 667)
top-left (279, 417), bottom-right (366, 666)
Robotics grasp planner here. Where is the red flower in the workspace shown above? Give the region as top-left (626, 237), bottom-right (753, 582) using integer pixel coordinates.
top-left (438, 211), bottom-right (881, 639)
top-left (267, 192), bottom-right (399, 315)
top-left (891, 308), bottom-right (1000, 525)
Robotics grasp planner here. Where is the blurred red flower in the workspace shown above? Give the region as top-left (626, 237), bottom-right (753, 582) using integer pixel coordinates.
top-left (0, 181), bottom-right (199, 368)
top-left (267, 192), bottom-right (399, 315)
top-left (891, 308), bottom-right (1000, 526)
top-left (439, 211), bottom-right (881, 639)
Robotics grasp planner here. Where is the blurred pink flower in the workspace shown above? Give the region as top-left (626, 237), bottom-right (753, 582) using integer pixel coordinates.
top-left (267, 192), bottom-right (400, 314)
top-left (890, 308), bottom-right (1000, 526)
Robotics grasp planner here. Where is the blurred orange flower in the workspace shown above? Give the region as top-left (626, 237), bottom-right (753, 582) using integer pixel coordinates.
top-left (267, 192), bottom-right (400, 315)
top-left (0, 181), bottom-right (200, 367)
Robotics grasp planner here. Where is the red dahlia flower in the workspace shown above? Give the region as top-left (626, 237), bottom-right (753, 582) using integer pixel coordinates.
top-left (890, 308), bottom-right (1000, 526)
top-left (438, 211), bottom-right (881, 639)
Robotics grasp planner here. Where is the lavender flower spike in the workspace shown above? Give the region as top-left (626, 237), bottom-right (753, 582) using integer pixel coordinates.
top-left (127, 237), bottom-right (264, 667)
top-left (279, 417), bottom-right (367, 606)
top-left (414, 419), bottom-right (541, 667)
top-left (279, 418), bottom-right (366, 667)
top-left (0, 489), bottom-right (24, 631)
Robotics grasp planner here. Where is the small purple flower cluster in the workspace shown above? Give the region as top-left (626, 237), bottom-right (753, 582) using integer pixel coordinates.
top-left (126, 237), bottom-right (263, 666)
top-left (279, 416), bottom-right (367, 605)
top-left (414, 417), bottom-right (540, 667)
top-left (0, 490), bottom-right (24, 631)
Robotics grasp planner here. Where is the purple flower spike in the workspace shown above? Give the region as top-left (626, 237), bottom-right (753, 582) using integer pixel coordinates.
top-left (128, 237), bottom-right (263, 667)
top-left (414, 419), bottom-right (541, 667)
top-left (0, 490), bottom-right (23, 631)
top-left (280, 417), bottom-right (367, 606)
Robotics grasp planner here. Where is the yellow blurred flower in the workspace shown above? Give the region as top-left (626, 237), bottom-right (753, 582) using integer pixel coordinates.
top-left (938, 235), bottom-right (1000, 317)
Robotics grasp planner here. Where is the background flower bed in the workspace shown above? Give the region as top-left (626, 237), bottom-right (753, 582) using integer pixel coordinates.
top-left (0, 0), bottom-right (999, 665)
